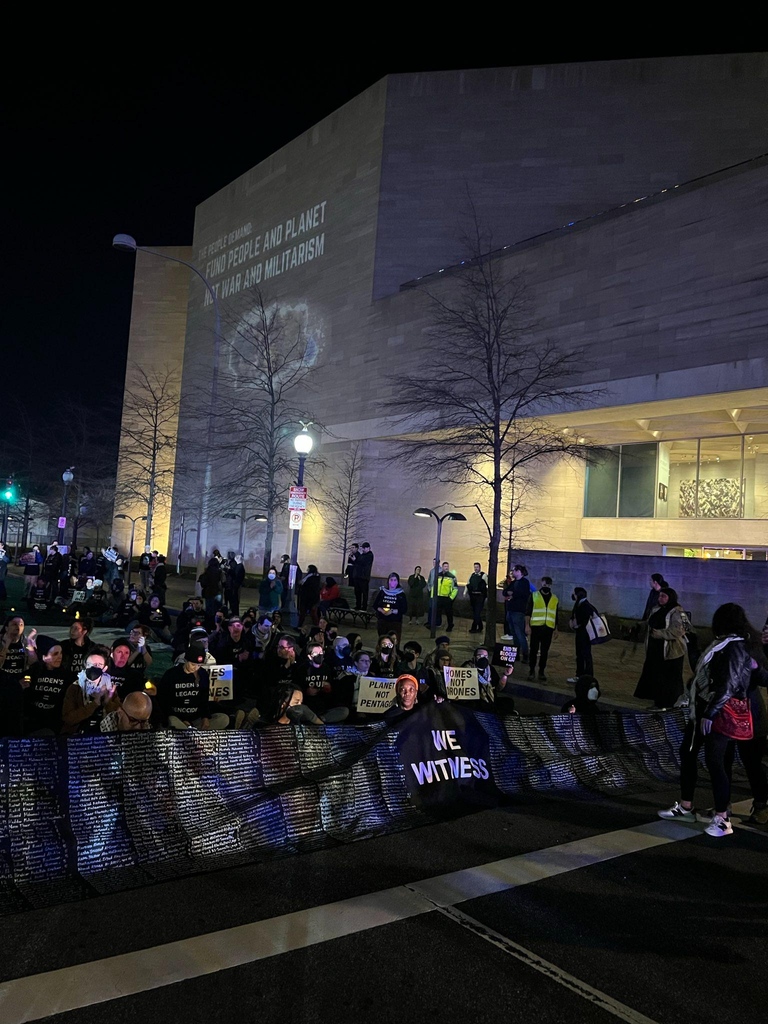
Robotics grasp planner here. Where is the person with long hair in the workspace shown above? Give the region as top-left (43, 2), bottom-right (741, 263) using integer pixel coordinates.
top-left (659, 603), bottom-right (768, 837)
top-left (370, 635), bottom-right (397, 678)
top-left (372, 573), bottom-right (408, 642)
top-left (634, 587), bottom-right (687, 708)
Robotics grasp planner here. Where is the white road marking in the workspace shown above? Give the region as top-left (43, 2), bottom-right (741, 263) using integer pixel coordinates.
top-left (436, 903), bottom-right (661, 1024)
top-left (0, 803), bottom-right (761, 1023)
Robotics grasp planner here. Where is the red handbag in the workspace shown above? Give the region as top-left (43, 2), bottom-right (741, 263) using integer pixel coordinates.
top-left (712, 696), bottom-right (753, 740)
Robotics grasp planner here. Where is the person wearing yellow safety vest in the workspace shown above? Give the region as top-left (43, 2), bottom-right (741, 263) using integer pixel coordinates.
top-left (525, 576), bottom-right (558, 682)
top-left (435, 561), bottom-right (459, 632)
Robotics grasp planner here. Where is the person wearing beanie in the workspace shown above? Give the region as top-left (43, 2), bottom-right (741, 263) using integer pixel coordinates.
top-left (384, 674), bottom-right (420, 719)
top-left (24, 636), bottom-right (72, 735)
top-left (155, 641), bottom-right (229, 730)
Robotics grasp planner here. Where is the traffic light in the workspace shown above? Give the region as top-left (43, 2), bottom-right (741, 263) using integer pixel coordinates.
top-left (2, 478), bottom-right (14, 502)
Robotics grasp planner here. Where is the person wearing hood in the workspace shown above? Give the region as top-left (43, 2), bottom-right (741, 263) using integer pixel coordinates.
top-left (61, 648), bottom-right (120, 735)
top-left (372, 573), bottom-right (408, 642)
top-left (562, 675), bottom-right (604, 714)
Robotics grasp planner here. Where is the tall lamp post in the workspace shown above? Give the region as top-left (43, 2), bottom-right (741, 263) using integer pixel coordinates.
top-left (113, 234), bottom-right (221, 566)
top-left (413, 507), bottom-right (467, 639)
top-left (114, 513), bottom-right (147, 586)
top-left (58, 467), bottom-right (74, 547)
top-left (289, 424), bottom-right (313, 627)
top-left (221, 512), bottom-right (268, 558)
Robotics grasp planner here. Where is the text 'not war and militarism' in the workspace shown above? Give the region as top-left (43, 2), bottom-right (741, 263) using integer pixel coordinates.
top-left (200, 201), bottom-right (328, 303)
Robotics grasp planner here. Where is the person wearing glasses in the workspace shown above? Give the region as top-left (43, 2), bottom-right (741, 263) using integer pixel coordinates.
top-left (100, 690), bottom-right (154, 732)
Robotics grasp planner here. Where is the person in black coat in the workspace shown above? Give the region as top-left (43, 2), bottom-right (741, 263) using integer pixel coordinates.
top-left (298, 565), bottom-right (322, 626)
top-left (353, 543), bottom-right (374, 610)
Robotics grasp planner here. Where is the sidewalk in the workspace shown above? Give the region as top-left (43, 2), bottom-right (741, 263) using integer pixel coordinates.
top-left (162, 573), bottom-right (652, 712)
top-left (5, 568), bottom-right (653, 714)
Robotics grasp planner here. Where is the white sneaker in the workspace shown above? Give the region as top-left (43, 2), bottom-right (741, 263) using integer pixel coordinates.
top-left (705, 814), bottom-right (733, 838)
top-left (658, 801), bottom-right (696, 823)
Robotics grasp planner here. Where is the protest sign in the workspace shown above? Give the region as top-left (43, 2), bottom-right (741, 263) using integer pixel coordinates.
top-left (209, 664), bottom-right (233, 701)
top-left (355, 675), bottom-right (397, 713)
top-left (443, 665), bottom-right (479, 701)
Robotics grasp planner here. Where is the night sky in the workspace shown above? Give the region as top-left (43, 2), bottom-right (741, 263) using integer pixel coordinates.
top-left (1, 46), bottom-right (737, 458)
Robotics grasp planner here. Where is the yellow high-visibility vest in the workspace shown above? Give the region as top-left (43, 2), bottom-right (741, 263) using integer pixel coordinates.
top-left (530, 591), bottom-right (558, 628)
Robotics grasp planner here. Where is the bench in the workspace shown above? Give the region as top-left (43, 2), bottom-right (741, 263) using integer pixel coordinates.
top-left (326, 607), bottom-right (376, 629)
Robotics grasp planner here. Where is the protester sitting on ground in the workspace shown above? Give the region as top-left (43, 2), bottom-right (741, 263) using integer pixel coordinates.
top-left (138, 594), bottom-right (174, 645)
top-left (241, 606), bottom-right (260, 632)
top-left (562, 676), bottom-right (605, 715)
top-left (328, 634), bottom-right (354, 680)
top-left (301, 641), bottom-right (336, 716)
top-left (263, 635), bottom-right (302, 690)
top-left (173, 597), bottom-right (206, 650)
top-left (383, 674), bottom-right (421, 720)
top-left (372, 573), bottom-right (408, 642)
top-left (426, 648), bottom-right (451, 700)
top-left (318, 576), bottom-right (345, 618)
top-left (339, 649), bottom-right (373, 710)
top-left (461, 646), bottom-right (514, 710)
top-left (422, 636), bottom-right (451, 672)
top-left (0, 614), bottom-right (34, 686)
top-left (251, 614), bottom-right (278, 661)
top-left (108, 638), bottom-right (148, 699)
top-left (395, 640), bottom-right (422, 678)
top-left (23, 636), bottom-right (71, 736)
top-left (174, 626), bottom-right (215, 667)
top-left (59, 616), bottom-right (97, 677)
top-left (156, 641), bottom-right (229, 731)
top-left (115, 587), bottom-right (141, 629)
top-left (100, 690), bottom-right (154, 732)
top-left (370, 636), bottom-right (397, 678)
top-left (61, 648), bottom-right (119, 735)
top-left (261, 684), bottom-right (347, 726)
top-left (346, 632), bottom-right (363, 654)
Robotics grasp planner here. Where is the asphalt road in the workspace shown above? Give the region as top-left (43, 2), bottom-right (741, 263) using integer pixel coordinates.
top-left (1, 776), bottom-right (766, 1024)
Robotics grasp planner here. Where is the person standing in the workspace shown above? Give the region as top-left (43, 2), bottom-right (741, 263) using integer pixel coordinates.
top-left (568, 587), bottom-right (596, 683)
top-left (139, 547), bottom-right (153, 592)
top-left (0, 541), bottom-right (9, 602)
top-left (258, 566), bottom-right (283, 616)
top-left (407, 566), bottom-right (427, 623)
top-left (345, 544), bottom-right (359, 588)
top-left (642, 572), bottom-right (669, 622)
top-left (435, 561), bottom-right (459, 632)
top-left (354, 542), bottom-right (374, 611)
top-left (372, 573), bottom-right (408, 642)
top-left (23, 545), bottom-right (44, 596)
top-left (506, 564), bottom-right (531, 660)
top-left (152, 554), bottom-right (168, 606)
top-left (634, 587), bottom-right (687, 708)
top-left (526, 576), bottom-right (558, 681)
top-left (465, 562), bottom-right (488, 634)
top-left (42, 543), bottom-right (63, 601)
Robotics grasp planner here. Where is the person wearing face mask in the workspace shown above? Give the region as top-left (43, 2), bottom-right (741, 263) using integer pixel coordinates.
top-left (371, 636), bottom-right (397, 678)
top-left (301, 642), bottom-right (334, 715)
top-left (372, 573), bottom-right (408, 643)
top-left (568, 587), bottom-right (597, 683)
top-left (258, 566), bottom-right (283, 616)
top-left (525, 576), bottom-right (559, 682)
top-left (61, 649), bottom-right (119, 734)
top-left (461, 647), bottom-right (515, 711)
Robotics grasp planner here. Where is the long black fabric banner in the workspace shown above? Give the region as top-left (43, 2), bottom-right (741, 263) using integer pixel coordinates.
top-left (0, 707), bottom-right (687, 914)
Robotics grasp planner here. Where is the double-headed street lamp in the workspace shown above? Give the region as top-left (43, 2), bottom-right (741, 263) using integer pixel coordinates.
top-left (221, 512), bottom-right (268, 558)
top-left (58, 467), bottom-right (74, 546)
top-left (115, 513), bottom-right (147, 586)
top-left (289, 424), bottom-right (313, 626)
top-left (113, 234), bottom-right (221, 566)
top-left (413, 507), bottom-right (467, 639)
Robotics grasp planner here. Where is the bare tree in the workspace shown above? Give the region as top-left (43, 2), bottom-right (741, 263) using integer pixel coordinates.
top-left (385, 215), bottom-right (601, 649)
top-left (116, 366), bottom-right (181, 547)
top-left (204, 290), bottom-right (318, 574)
top-left (314, 443), bottom-right (371, 574)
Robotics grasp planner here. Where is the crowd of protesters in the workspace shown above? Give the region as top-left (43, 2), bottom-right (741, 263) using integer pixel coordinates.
top-left (1, 541), bottom-right (767, 837)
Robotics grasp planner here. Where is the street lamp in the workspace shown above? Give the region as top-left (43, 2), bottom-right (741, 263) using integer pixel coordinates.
top-left (289, 423), bottom-right (313, 626)
top-left (221, 512), bottom-right (268, 557)
top-left (114, 513), bottom-right (147, 586)
top-left (113, 234), bottom-right (221, 566)
top-left (58, 467), bottom-right (74, 547)
top-left (413, 507), bottom-right (467, 639)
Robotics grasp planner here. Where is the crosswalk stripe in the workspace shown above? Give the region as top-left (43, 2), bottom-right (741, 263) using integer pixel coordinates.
top-left (0, 801), bottom-right (758, 1023)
